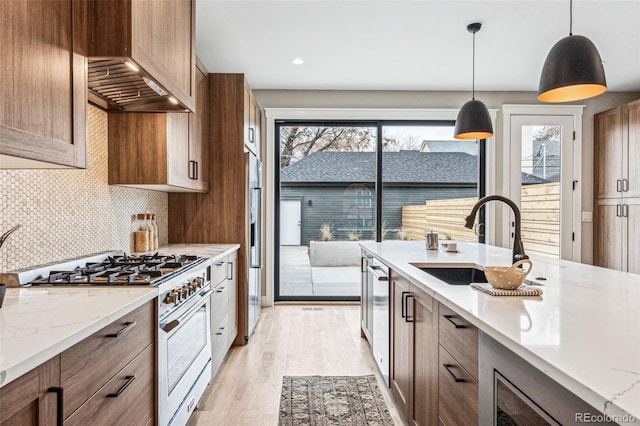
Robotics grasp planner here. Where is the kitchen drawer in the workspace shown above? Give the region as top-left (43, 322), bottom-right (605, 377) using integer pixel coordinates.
top-left (65, 345), bottom-right (154, 426)
top-left (438, 303), bottom-right (478, 381)
top-left (61, 301), bottom-right (154, 418)
top-left (211, 317), bottom-right (230, 375)
top-left (210, 257), bottom-right (229, 287)
top-left (438, 345), bottom-right (478, 426)
top-left (211, 281), bottom-right (229, 331)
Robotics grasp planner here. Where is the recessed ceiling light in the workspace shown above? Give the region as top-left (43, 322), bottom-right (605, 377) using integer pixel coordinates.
top-left (291, 58), bottom-right (304, 65)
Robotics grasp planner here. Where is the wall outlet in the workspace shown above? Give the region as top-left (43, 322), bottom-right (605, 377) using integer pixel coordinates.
top-left (582, 212), bottom-right (593, 222)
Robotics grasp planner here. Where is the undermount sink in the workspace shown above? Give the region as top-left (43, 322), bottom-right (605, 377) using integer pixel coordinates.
top-left (417, 266), bottom-right (488, 286)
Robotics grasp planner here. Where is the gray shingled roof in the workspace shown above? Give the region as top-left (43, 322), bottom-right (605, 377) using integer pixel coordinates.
top-left (281, 151), bottom-right (548, 184)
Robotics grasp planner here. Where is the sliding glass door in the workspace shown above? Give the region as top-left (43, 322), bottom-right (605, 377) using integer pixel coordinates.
top-left (275, 120), bottom-right (486, 301)
top-left (276, 123), bottom-right (377, 300)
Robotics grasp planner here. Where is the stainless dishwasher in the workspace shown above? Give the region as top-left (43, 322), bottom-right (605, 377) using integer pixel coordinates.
top-left (368, 258), bottom-right (390, 386)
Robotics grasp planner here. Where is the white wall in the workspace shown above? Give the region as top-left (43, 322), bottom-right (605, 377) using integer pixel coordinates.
top-left (255, 89), bottom-right (640, 265)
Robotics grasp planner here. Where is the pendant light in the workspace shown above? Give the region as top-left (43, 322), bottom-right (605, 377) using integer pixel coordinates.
top-left (538, 0), bottom-right (606, 103)
top-left (454, 23), bottom-right (493, 140)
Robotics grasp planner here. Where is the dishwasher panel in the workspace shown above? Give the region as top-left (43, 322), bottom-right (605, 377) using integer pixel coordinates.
top-left (369, 259), bottom-right (389, 386)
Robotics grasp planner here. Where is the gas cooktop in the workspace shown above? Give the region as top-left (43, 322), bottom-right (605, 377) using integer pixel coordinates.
top-left (0, 252), bottom-right (205, 287)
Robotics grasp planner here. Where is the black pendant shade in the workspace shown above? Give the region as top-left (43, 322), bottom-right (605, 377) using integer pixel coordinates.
top-left (454, 22), bottom-right (493, 140)
top-left (538, 34), bottom-right (607, 103)
top-left (454, 100), bottom-right (493, 140)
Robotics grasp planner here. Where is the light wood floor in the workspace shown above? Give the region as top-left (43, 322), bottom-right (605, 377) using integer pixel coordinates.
top-left (189, 305), bottom-right (403, 425)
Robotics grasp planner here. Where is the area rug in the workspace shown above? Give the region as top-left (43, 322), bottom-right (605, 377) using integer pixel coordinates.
top-left (278, 375), bottom-right (394, 425)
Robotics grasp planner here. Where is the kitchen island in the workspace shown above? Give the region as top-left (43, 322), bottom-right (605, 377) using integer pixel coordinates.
top-left (360, 240), bottom-right (640, 423)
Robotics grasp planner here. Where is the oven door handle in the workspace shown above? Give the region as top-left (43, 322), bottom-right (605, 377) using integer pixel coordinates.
top-left (162, 289), bottom-right (213, 333)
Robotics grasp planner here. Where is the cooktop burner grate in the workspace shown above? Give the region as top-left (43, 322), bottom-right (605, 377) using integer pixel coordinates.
top-left (26, 253), bottom-right (204, 287)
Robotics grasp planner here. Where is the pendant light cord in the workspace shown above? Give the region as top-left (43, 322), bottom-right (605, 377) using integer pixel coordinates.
top-left (472, 29), bottom-right (475, 100)
top-left (569, 0), bottom-right (573, 35)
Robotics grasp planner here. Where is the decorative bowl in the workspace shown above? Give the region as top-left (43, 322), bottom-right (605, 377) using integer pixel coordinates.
top-left (484, 259), bottom-right (533, 290)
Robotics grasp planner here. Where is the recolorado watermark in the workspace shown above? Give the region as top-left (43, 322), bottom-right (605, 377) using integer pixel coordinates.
top-left (576, 413), bottom-right (637, 423)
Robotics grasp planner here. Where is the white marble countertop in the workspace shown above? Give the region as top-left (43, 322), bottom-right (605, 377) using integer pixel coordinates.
top-left (0, 286), bottom-right (157, 388)
top-left (359, 240), bottom-right (640, 421)
top-left (157, 243), bottom-right (240, 263)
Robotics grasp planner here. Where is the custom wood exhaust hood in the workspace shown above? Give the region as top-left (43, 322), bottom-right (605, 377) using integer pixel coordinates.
top-left (84, 0), bottom-right (196, 113)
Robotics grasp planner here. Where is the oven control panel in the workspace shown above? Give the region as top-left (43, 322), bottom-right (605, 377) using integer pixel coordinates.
top-left (158, 267), bottom-right (210, 320)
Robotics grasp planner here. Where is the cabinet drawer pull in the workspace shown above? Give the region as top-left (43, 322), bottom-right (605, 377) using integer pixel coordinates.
top-left (623, 204), bottom-right (629, 218)
top-left (617, 179), bottom-right (622, 192)
top-left (401, 291), bottom-right (410, 318)
top-left (405, 295), bottom-right (414, 323)
top-left (227, 261), bottom-right (233, 280)
top-left (617, 204), bottom-right (622, 217)
top-left (249, 127), bottom-right (255, 143)
top-left (216, 286), bottom-right (226, 293)
top-left (442, 364), bottom-right (466, 383)
top-left (215, 261), bottom-right (225, 266)
top-left (215, 327), bottom-right (225, 335)
top-left (623, 178), bottom-right (629, 192)
top-left (107, 375), bottom-right (136, 398)
top-left (47, 386), bottom-right (64, 426)
top-left (106, 321), bottom-right (136, 338)
top-left (194, 161), bottom-right (199, 180)
top-left (443, 314), bottom-right (466, 329)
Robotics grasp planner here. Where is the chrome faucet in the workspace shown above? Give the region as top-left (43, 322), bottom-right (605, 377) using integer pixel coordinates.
top-left (464, 196), bottom-right (528, 265)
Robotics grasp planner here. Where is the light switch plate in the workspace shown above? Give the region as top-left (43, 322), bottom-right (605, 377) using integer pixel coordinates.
top-left (582, 212), bottom-right (593, 222)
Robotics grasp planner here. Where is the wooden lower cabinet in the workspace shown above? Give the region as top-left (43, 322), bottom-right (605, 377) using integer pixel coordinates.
top-left (390, 273), bottom-right (411, 412)
top-left (410, 285), bottom-right (438, 426)
top-left (438, 346), bottom-right (478, 426)
top-left (0, 357), bottom-right (61, 425)
top-left (390, 272), bottom-right (438, 425)
top-left (64, 346), bottom-right (153, 426)
top-left (0, 301), bottom-right (155, 426)
top-left (390, 268), bottom-right (480, 425)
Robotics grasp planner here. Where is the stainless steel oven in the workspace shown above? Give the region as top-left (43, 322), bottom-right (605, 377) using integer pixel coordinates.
top-left (158, 265), bottom-right (213, 426)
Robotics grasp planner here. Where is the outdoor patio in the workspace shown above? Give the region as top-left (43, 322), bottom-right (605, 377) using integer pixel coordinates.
top-left (279, 246), bottom-right (360, 297)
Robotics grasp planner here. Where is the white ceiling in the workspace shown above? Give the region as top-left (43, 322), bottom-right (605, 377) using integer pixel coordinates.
top-left (195, 0), bottom-right (640, 92)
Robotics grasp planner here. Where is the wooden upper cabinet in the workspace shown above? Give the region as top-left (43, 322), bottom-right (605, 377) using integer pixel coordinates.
top-left (624, 100), bottom-right (640, 199)
top-left (85, 0), bottom-right (195, 112)
top-left (244, 81), bottom-right (262, 159)
top-left (189, 62), bottom-right (209, 192)
top-left (109, 111), bottom-right (205, 192)
top-left (0, 0), bottom-right (87, 169)
top-left (594, 106), bottom-right (624, 199)
top-left (108, 61), bottom-right (209, 193)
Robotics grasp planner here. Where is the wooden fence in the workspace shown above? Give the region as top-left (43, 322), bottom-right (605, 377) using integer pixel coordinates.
top-left (401, 183), bottom-right (560, 256)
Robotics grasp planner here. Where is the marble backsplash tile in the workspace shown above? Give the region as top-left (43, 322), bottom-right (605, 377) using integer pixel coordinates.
top-left (0, 105), bottom-right (168, 271)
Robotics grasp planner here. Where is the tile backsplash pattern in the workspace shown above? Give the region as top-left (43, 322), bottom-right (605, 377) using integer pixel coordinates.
top-left (0, 105), bottom-right (168, 271)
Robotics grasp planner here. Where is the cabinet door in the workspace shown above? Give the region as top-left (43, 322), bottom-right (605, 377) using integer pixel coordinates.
top-left (594, 199), bottom-right (623, 271)
top-left (167, 113), bottom-right (192, 189)
top-left (594, 107), bottom-right (623, 199)
top-left (0, 0), bottom-right (86, 168)
top-left (624, 100), bottom-right (640, 198)
top-left (131, 0), bottom-right (195, 110)
top-left (0, 356), bottom-right (60, 425)
top-left (360, 255), bottom-right (370, 341)
top-left (189, 64), bottom-right (209, 191)
top-left (390, 273), bottom-right (411, 417)
top-left (411, 285), bottom-right (438, 426)
top-left (625, 199), bottom-right (640, 274)
top-left (244, 84), bottom-right (252, 152)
